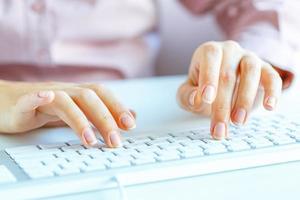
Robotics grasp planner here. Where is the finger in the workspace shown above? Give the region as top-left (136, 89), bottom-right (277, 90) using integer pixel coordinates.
top-left (71, 88), bottom-right (122, 148)
top-left (231, 55), bottom-right (262, 125)
top-left (194, 42), bottom-right (222, 104)
top-left (211, 70), bottom-right (236, 140)
top-left (129, 109), bottom-right (137, 119)
top-left (38, 91), bottom-right (98, 147)
top-left (16, 91), bottom-right (55, 113)
top-left (10, 91), bottom-right (56, 132)
top-left (82, 84), bottom-right (136, 131)
top-left (261, 63), bottom-right (283, 110)
top-left (176, 80), bottom-right (211, 114)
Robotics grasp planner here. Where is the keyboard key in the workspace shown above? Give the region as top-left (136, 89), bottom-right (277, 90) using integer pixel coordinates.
top-left (128, 137), bottom-right (152, 144)
top-left (158, 142), bottom-right (182, 150)
top-left (265, 135), bottom-right (296, 145)
top-left (146, 140), bottom-right (171, 146)
top-left (0, 165), bottom-right (16, 183)
top-left (179, 147), bottom-right (204, 158)
top-left (80, 164), bottom-right (106, 172)
top-left (66, 140), bottom-right (82, 146)
top-left (243, 137), bottom-right (274, 148)
top-left (79, 149), bottom-right (102, 155)
top-left (55, 151), bottom-right (81, 158)
top-left (18, 161), bottom-right (45, 170)
top-left (204, 146), bottom-right (228, 155)
top-left (131, 157), bottom-right (156, 165)
top-left (227, 141), bottom-right (251, 152)
top-left (62, 145), bottom-right (85, 152)
top-left (26, 169), bottom-right (54, 179)
top-left (10, 149), bottom-right (61, 160)
top-left (38, 143), bottom-right (67, 150)
top-left (54, 167), bottom-right (80, 176)
top-left (170, 131), bottom-right (192, 137)
top-left (107, 160), bottom-right (131, 168)
top-left (5, 145), bottom-right (40, 155)
top-left (155, 153), bottom-right (181, 162)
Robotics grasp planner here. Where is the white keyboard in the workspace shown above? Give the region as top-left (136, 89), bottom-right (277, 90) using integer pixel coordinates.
top-left (1, 114), bottom-right (300, 199)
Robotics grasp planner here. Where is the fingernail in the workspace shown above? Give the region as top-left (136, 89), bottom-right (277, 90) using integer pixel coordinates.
top-left (234, 108), bottom-right (246, 125)
top-left (38, 91), bottom-right (52, 98)
top-left (110, 131), bottom-right (122, 147)
top-left (202, 85), bottom-right (215, 104)
top-left (120, 112), bottom-right (136, 129)
top-left (82, 127), bottom-right (98, 146)
top-left (266, 96), bottom-right (276, 109)
top-left (213, 123), bottom-right (226, 140)
top-left (189, 90), bottom-right (198, 106)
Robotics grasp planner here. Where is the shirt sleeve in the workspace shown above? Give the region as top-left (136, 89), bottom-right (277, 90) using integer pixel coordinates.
top-left (179, 0), bottom-right (300, 88)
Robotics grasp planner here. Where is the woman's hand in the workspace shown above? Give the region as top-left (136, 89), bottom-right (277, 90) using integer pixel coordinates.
top-left (177, 41), bottom-right (282, 139)
top-left (0, 81), bottom-right (136, 148)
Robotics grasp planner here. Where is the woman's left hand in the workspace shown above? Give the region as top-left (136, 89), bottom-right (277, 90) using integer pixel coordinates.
top-left (177, 40), bottom-right (283, 139)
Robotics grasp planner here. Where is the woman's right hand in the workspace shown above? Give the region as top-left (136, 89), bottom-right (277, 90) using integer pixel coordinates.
top-left (0, 81), bottom-right (136, 148)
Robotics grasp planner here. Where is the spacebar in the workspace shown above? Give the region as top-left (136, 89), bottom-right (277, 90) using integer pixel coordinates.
top-left (117, 146), bottom-right (300, 185)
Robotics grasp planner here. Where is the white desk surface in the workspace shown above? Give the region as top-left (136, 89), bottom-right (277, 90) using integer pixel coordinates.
top-left (1, 75), bottom-right (300, 200)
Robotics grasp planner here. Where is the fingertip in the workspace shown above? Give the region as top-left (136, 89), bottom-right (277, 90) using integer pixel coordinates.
top-left (82, 127), bottom-right (98, 147)
top-left (211, 122), bottom-right (226, 140)
top-left (38, 91), bottom-right (55, 102)
top-left (119, 112), bottom-right (136, 130)
top-left (231, 108), bottom-right (247, 125)
top-left (109, 130), bottom-right (122, 148)
top-left (129, 109), bottom-right (137, 119)
top-left (264, 96), bottom-right (276, 111)
top-left (201, 85), bottom-right (216, 104)
top-left (188, 90), bottom-right (198, 107)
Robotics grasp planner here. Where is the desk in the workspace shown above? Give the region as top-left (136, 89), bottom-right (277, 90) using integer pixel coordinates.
top-left (1, 75), bottom-right (300, 200)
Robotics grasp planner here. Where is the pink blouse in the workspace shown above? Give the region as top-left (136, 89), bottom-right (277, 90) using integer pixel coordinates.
top-left (0, 0), bottom-right (299, 85)
top-left (0, 0), bottom-right (159, 81)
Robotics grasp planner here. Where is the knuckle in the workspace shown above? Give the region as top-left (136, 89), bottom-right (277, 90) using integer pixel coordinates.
top-left (54, 91), bottom-right (69, 101)
top-left (219, 70), bottom-right (236, 84)
top-left (93, 84), bottom-right (112, 97)
top-left (241, 56), bottom-right (261, 74)
top-left (89, 83), bottom-right (105, 92)
top-left (73, 116), bottom-right (88, 128)
top-left (101, 113), bottom-right (115, 124)
top-left (238, 96), bottom-right (252, 108)
top-left (223, 40), bottom-right (241, 50)
top-left (213, 105), bottom-right (231, 117)
top-left (78, 88), bottom-right (97, 99)
top-left (201, 42), bottom-right (220, 56)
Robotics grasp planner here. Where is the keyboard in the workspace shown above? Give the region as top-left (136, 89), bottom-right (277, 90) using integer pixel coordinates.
top-left (1, 114), bottom-right (300, 199)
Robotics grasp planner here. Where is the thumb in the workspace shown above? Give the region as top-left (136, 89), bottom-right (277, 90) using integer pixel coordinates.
top-left (16, 91), bottom-right (55, 113)
top-left (177, 80), bottom-right (211, 115)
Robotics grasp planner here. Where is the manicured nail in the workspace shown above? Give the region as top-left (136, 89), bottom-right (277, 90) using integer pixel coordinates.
top-left (266, 96), bottom-right (276, 110)
top-left (234, 108), bottom-right (246, 125)
top-left (82, 127), bottom-right (98, 146)
top-left (189, 90), bottom-right (198, 106)
top-left (110, 131), bottom-right (122, 147)
top-left (38, 91), bottom-right (53, 98)
top-left (213, 123), bottom-right (226, 140)
top-left (120, 112), bottom-right (136, 129)
top-left (202, 85), bottom-right (215, 104)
